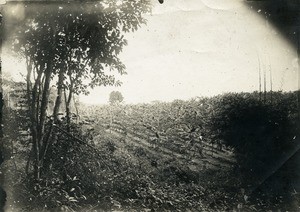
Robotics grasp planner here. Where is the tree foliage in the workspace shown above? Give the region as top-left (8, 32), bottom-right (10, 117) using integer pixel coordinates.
top-left (3, 0), bottom-right (151, 179)
top-left (109, 91), bottom-right (124, 105)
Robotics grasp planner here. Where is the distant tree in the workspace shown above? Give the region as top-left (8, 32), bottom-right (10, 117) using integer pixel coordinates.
top-left (109, 91), bottom-right (124, 105)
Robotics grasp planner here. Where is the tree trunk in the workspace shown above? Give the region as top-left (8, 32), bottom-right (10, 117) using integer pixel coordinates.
top-left (36, 62), bottom-right (53, 178)
top-left (65, 77), bottom-right (73, 132)
top-left (26, 56), bottom-right (32, 113)
top-left (38, 67), bottom-right (52, 142)
top-left (73, 95), bottom-right (79, 124)
top-left (40, 70), bottom-right (64, 169)
top-left (64, 89), bottom-right (72, 132)
top-left (53, 70), bottom-right (64, 122)
top-left (30, 69), bottom-right (43, 179)
top-left (52, 71), bottom-right (64, 120)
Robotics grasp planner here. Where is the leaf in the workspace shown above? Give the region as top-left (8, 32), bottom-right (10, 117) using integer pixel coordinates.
top-left (68, 197), bottom-right (78, 202)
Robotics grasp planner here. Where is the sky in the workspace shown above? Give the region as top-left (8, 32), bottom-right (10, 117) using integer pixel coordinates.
top-left (3, 0), bottom-right (299, 105)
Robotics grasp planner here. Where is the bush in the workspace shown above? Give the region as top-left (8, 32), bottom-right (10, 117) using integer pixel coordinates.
top-left (208, 92), bottom-right (298, 183)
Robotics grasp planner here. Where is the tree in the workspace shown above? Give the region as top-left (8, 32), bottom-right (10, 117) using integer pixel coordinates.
top-left (108, 91), bottom-right (123, 133)
top-left (4, 0), bottom-right (151, 179)
top-left (109, 91), bottom-right (124, 105)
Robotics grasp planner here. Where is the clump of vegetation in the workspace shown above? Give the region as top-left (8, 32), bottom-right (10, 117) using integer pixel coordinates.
top-left (208, 93), bottom-right (299, 185)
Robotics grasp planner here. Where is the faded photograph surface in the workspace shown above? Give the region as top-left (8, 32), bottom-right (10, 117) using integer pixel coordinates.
top-left (0, 0), bottom-right (300, 211)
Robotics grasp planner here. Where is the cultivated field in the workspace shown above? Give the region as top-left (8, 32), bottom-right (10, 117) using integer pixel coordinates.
top-left (2, 91), bottom-right (300, 211)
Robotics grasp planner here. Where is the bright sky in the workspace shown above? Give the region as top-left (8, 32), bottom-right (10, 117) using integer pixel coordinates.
top-left (3, 0), bottom-right (299, 105)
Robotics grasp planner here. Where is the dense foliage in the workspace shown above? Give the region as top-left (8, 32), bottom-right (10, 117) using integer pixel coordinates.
top-left (209, 93), bottom-right (298, 183)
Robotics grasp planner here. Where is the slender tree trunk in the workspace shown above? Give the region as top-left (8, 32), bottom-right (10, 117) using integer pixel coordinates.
top-left (66, 89), bottom-right (73, 119)
top-left (26, 56), bottom-right (32, 111)
top-left (36, 62), bottom-right (53, 178)
top-left (65, 77), bottom-right (73, 132)
top-left (53, 70), bottom-right (64, 122)
top-left (65, 93), bottom-right (71, 131)
top-left (25, 57), bottom-right (32, 115)
top-left (38, 68), bottom-right (52, 142)
top-left (73, 95), bottom-right (79, 124)
top-left (25, 56), bottom-right (33, 175)
top-left (30, 70), bottom-right (43, 179)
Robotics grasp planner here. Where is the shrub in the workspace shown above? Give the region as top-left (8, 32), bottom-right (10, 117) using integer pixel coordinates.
top-left (208, 92), bottom-right (298, 183)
